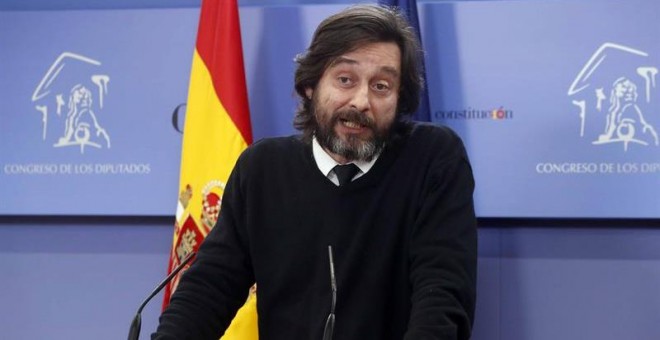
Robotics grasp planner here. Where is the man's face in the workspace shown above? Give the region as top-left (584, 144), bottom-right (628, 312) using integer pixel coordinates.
top-left (306, 42), bottom-right (401, 163)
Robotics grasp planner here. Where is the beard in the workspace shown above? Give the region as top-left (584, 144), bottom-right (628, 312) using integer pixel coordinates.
top-left (312, 98), bottom-right (394, 162)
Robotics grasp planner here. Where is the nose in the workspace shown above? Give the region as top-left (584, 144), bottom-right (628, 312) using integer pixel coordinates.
top-left (348, 84), bottom-right (371, 113)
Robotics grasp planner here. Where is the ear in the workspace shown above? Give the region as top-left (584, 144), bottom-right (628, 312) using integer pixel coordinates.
top-left (305, 87), bottom-right (313, 100)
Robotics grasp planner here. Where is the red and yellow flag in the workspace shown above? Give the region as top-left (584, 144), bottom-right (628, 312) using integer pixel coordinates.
top-left (163, 0), bottom-right (257, 338)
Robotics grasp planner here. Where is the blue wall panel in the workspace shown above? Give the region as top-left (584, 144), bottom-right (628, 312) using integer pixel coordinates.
top-left (2, 1), bottom-right (659, 340)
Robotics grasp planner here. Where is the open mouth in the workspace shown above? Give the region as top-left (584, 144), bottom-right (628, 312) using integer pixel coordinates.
top-left (340, 119), bottom-right (365, 129)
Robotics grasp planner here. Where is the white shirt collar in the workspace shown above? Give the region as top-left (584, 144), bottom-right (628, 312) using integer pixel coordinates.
top-left (312, 137), bottom-right (379, 182)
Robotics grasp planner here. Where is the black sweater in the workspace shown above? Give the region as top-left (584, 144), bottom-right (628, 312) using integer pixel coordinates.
top-left (153, 122), bottom-right (477, 340)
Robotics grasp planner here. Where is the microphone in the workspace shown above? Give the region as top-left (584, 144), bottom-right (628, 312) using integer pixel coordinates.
top-left (127, 251), bottom-right (196, 340)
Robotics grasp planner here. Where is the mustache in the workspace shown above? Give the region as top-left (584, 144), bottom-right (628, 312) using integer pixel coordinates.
top-left (332, 109), bottom-right (376, 129)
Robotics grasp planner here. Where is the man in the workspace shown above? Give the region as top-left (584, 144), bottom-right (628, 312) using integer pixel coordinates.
top-left (154, 5), bottom-right (477, 340)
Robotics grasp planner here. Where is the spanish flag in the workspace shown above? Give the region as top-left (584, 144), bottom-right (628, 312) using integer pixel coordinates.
top-left (163, 0), bottom-right (257, 338)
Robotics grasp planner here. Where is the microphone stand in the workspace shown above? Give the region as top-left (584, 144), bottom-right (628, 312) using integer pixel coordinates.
top-left (127, 251), bottom-right (196, 340)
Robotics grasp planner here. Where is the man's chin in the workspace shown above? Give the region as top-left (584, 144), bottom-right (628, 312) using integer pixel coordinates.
top-left (335, 127), bottom-right (373, 142)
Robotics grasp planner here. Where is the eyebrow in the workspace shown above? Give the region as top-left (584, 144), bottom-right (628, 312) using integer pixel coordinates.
top-left (329, 56), bottom-right (400, 79)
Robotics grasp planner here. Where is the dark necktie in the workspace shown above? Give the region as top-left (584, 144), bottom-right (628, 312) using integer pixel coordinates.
top-left (333, 163), bottom-right (359, 186)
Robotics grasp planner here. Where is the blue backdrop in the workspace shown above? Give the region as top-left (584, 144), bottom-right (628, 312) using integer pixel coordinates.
top-left (424, 0), bottom-right (660, 218)
top-left (2, 1), bottom-right (658, 217)
top-left (0, 9), bottom-right (196, 215)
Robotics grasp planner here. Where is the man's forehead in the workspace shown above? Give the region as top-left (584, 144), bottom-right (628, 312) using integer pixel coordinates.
top-left (327, 55), bottom-right (400, 78)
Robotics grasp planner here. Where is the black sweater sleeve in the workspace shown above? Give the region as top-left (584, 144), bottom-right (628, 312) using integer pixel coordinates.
top-left (152, 155), bottom-right (255, 340)
top-left (404, 136), bottom-right (478, 340)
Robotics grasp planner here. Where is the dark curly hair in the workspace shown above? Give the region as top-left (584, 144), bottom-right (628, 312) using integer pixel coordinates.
top-left (293, 4), bottom-right (423, 141)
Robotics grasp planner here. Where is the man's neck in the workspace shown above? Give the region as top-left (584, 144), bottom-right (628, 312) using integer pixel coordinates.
top-left (311, 137), bottom-right (379, 178)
